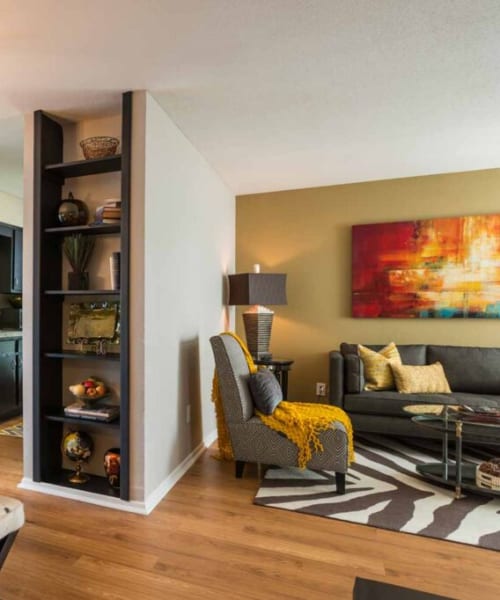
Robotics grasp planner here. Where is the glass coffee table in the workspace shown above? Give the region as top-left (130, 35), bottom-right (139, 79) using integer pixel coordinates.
top-left (404, 404), bottom-right (500, 499)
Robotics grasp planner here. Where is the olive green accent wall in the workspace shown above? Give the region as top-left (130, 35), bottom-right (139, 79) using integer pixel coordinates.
top-left (236, 168), bottom-right (500, 402)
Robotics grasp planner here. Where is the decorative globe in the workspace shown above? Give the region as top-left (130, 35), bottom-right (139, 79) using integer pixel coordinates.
top-left (62, 431), bottom-right (94, 463)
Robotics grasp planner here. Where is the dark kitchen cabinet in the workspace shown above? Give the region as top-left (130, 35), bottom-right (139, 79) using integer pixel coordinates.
top-left (0, 224), bottom-right (23, 293)
top-left (0, 339), bottom-right (22, 421)
top-left (12, 228), bottom-right (22, 292)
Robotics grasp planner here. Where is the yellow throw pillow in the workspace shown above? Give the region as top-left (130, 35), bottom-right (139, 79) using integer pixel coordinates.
top-left (391, 362), bottom-right (452, 394)
top-left (358, 342), bottom-right (402, 391)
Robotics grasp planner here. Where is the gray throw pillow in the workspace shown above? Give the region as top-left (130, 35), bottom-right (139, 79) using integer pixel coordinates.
top-left (248, 370), bottom-right (283, 415)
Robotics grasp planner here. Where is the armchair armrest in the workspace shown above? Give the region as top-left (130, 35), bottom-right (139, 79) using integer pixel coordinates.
top-left (329, 351), bottom-right (344, 407)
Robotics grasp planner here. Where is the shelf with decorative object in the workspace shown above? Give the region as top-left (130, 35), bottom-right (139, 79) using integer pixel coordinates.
top-left (33, 91), bottom-right (131, 503)
top-left (44, 155), bottom-right (121, 179)
top-left (44, 470), bottom-right (121, 497)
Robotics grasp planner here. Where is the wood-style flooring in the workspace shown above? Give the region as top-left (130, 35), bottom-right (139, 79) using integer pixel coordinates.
top-left (0, 433), bottom-right (498, 599)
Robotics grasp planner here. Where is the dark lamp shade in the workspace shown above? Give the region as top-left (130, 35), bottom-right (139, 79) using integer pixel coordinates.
top-left (228, 273), bottom-right (287, 306)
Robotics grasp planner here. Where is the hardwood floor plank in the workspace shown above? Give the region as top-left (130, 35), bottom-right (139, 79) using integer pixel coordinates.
top-left (0, 439), bottom-right (499, 599)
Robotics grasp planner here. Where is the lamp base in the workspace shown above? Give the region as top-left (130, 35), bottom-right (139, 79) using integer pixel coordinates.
top-left (253, 351), bottom-right (272, 361)
top-left (243, 311), bottom-right (274, 360)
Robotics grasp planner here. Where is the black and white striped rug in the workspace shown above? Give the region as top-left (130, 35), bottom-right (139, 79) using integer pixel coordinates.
top-left (254, 435), bottom-right (500, 551)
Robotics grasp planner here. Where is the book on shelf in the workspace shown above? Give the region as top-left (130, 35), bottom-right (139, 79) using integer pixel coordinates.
top-left (93, 217), bottom-right (121, 224)
top-left (93, 200), bottom-right (122, 224)
top-left (64, 402), bottom-right (120, 422)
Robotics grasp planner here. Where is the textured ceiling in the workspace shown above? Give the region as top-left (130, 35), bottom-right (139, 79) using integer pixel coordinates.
top-left (1, 1), bottom-right (500, 194)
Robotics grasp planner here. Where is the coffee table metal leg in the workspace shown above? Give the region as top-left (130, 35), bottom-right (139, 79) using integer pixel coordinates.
top-left (442, 407), bottom-right (449, 480)
top-left (455, 420), bottom-right (463, 500)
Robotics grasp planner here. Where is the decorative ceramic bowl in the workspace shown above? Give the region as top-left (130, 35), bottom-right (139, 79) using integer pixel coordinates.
top-left (80, 136), bottom-right (119, 160)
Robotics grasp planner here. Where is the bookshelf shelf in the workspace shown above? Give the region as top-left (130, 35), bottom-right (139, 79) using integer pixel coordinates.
top-left (45, 411), bottom-right (120, 429)
top-left (44, 470), bottom-right (121, 497)
top-left (44, 224), bottom-right (121, 235)
top-left (44, 351), bottom-right (120, 361)
top-left (45, 155), bottom-right (121, 179)
top-left (44, 290), bottom-right (120, 296)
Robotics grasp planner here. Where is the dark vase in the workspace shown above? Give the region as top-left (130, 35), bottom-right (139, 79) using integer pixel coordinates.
top-left (57, 192), bottom-right (88, 226)
top-left (104, 447), bottom-right (120, 489)
top-left (68, 271), bottom-right (89, 290)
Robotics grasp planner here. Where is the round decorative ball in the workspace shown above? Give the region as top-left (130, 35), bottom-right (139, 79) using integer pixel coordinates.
top-left (57, 193), bottom-right (88, 225)
top-left (61, 431), bottom-right (94, 463)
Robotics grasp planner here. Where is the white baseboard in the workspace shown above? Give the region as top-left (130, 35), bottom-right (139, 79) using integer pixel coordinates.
top-left (143, 435), bottom-right (214, 514)
top-left (18, 478), bottom-right (148, 514)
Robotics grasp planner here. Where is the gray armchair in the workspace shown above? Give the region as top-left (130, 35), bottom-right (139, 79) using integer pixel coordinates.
top-left (210, 334), bottom-right (348, 493)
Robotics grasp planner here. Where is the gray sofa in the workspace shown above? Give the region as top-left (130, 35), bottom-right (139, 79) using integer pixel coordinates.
top-left (329, 343), bottom-right (500, 438)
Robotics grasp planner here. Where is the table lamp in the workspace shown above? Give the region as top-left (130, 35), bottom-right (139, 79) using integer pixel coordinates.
top-left (228, 264), bottom-right (287, 360)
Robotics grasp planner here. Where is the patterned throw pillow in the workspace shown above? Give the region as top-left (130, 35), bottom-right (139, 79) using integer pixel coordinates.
top-left (390, 362), bottom-right (452, 394)
top-left (358, 342), bottom-right (402, 391)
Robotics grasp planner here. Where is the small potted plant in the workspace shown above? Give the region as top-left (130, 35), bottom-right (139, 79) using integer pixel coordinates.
top-left (63, 234), bottom-right (95, 290)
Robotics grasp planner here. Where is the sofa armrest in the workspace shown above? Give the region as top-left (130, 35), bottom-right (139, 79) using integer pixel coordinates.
top-left (329, 351), bottom-right (344, 407)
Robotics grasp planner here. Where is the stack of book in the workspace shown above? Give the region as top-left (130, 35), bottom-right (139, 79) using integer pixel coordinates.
top-left (94, 199), bottom-right (121, 224)
top-left (64, 402), bottom-right (120, 422)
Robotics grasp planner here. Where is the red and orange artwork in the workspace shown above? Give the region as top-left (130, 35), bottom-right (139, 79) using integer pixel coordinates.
top-left (352, 214), bottom-right (500, 318)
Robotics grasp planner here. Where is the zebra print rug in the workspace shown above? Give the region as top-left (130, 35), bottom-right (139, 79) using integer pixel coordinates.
top-left (253, 434), bottom-right (500, 551)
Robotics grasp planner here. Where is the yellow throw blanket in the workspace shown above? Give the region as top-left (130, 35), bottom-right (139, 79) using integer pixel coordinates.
top-left (211, 332), bottom-right (354, 467)
top-left (258, 402), bottom-right (354, 468)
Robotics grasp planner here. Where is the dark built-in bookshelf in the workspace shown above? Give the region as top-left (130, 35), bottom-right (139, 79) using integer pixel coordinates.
top-left (33, 92), bottom-right (131, 500)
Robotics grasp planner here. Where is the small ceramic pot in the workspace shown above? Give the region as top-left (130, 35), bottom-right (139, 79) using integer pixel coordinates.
top-left (104, 447), bottom-right (120, 489)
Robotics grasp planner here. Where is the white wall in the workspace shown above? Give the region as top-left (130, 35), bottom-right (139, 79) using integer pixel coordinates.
top-left (0, 190), bottom-right (23, 227)
top-left (142, 92), bottom-right (234, 500)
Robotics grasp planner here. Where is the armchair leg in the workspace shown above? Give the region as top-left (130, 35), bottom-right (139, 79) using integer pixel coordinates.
top-left (335, 472), bottom-right (346, 495)
top-left (235, 461), bottom-right (246, 478)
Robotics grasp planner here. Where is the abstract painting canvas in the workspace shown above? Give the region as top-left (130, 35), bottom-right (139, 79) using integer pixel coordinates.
top-left (352, 214), bottom-right (500, 318)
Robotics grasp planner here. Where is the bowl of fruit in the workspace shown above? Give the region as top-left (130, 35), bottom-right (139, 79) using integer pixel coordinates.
top-left (69, 377), bottom-right (108, 406)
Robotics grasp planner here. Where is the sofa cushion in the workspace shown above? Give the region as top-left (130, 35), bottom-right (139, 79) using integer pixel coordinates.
top-left (248, 370), bottom-right (283, 415)
top-left (345, 354), bottom-right (364, 393)
top-left (341, 343), bottom-right (427, 365)
top-left (391, 362), bottom-right (452, 394)
top-left (344, 391), bottom-right (500, 418)
top-left (428, 345), bottom-right (500, 394)
top-left (358, 343), bottom-right (401, 390)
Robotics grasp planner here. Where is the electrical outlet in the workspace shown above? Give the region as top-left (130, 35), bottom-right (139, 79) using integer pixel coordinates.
top-left (186, 404), bottom-right (191, 424)
top-left (316, 382), bottom-right (326, 396)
